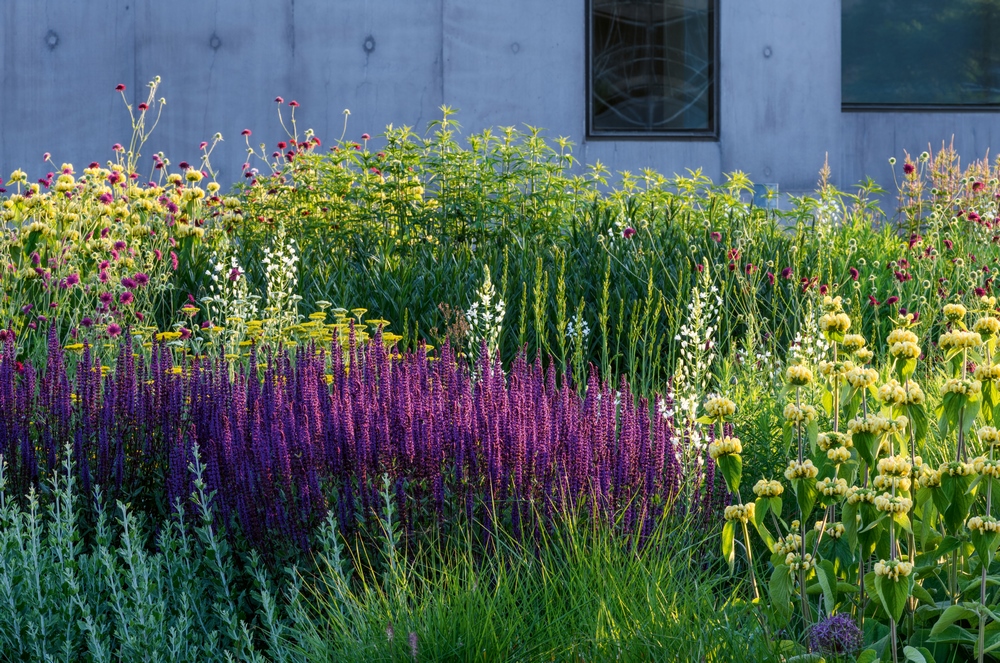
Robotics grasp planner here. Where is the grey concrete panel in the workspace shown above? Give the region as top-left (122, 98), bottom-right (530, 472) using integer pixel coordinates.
top-left (719, 0), bottom-right (841, 193)
top-left (1, 1), bottom-right (135, 180)
top-left (442, 0), bottom-right (585, 139)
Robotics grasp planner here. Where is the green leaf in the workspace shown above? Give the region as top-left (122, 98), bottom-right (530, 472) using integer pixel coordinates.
top-left (717, 454), bottom-right (742, 494)
top-left (843, 501), bottom-right (859, 551)
top-left (722, 520), bottom-right (736, 571)
top-left (903, 645), bottom-right (927, 663)
top-left (930, 604), bottom-right (979, 638)
top-left (941, 474), bottom-right (976, 533)
top-left (856, 649), bottom-right (879, 663)
top-left (792, 475), bottom-right (818, 521)
top-left (769, 496), bottom-right (783, 518)
top-left (815, 559), bottom-right (838, 613)
top-left (971, 529), bottom-right (1000, 565)
top-left (911, 582), bottom-right (936, 606)
top-left (853, 431), bottom-right (877, 468)
top-left (695, 415), bottom-right (715, 425)
top-left (907, 403), bottom-right (928, 444)
top-left (769, 565), bottom-right (793, 626)
top-left (753, 497), bottom-right (770, 531)
top-left (875, 573), bottom-right (912, 622)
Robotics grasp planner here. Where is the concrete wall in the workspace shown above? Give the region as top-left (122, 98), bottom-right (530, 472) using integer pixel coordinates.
top-left (1, 0), bottom-right (999, 198)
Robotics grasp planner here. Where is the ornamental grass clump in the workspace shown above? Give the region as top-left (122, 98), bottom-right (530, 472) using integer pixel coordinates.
top-left (708, 295), bottom-right (1000, 662)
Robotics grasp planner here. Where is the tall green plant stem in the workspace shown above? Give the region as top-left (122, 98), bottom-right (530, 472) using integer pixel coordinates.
top-left (795, 386), bottom-right (812, 626)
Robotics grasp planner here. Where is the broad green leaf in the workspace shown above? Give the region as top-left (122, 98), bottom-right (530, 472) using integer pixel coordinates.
top-left (769, 565), bottom-right (793, 626)
top-left (717, 453), bottom-right (742, 494)
top-left (903, 645), bottom-right (927, 663)
top-left (722, 520), bottom-right (736, 571)
top-left (875, 573), bottom-right (912, 622)
top-left (856, 650), bottom-right (878, 663)
top-left (793, 475), bottom-right (818, 521)
top-left (930, 604), bottom-right (979, 638)
top-left (815, 560), bottom-right (837, 613)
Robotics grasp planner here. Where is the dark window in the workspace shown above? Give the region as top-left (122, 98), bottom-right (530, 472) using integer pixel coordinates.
top-left (843, 0), bottom-right (1000, 108)
top-left (589, 0), bottom-right (715, 136)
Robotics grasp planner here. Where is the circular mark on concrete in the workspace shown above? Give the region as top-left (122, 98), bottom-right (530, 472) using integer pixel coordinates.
top-left (763, 166), bottom-right (773, 177)
top-left (210, 33), bottom-right (222, 50)
top-left (45, 30), bottom-right (59, 50)
top-left (763, 46), bottom-right (772, 58)
top-left (511, 42), bottom-right (520, 54)
top-left (363, 35), bottom-right (376, 54)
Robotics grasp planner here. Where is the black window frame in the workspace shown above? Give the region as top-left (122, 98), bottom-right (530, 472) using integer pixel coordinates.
top-left (586, 0), bottom-right (719, 140)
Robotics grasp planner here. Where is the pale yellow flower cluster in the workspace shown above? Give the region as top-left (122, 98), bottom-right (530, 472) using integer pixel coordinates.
top-left (723, 503), bottom-right (755, 523)
top-left (846, 486), bottom-right (877, 505)
top-left (817, 431), bottom-right (852, 451)
top-left (967, 516), bottom-right (1000, 533)
top-left (873, 474), bottom-right (911, 492)
top-left (939, 330), bottom-right (983, 351)
top-left (704, 396), bottom-right (736, 419)
top-left (848, 414), bottom-right (891, 436)
top-left (842, 334), bottom-right (867, 352)
top-left (828, 447), bottom-right (852, 463)
top-left (819, 360), bottom-right (853, 378)
top-left (974, 364), bottom-right (1000, 382)
top-left (708, 436), bottom-right (742, 460)
top-left (943, 303), bottom-right (968, 321)
top-left (888, 329), bottom-right (919, 346)
top-left (785, 552), bottom-right (814, 572)
top-left (941, 461), bottom-right (976, 477)
top-left (822, 296), bottom-right (845, 313)
top-left (889, 415), bottom-right (909, 435)
top-left (973, 457), bottom-right (1000, 478)
top-left (877, 454), bottom-right (912, 477)
top-left (916, 467), bottom-right (942, 488)
top-left (940, 378), bottom-right (982, 397)
top-left (783, 403), bottom-right (819, 425)
top-left (974, 316), bottom-right (1000, 338)
top-left (752, 479), bottom-right (784, 498)
top-left (877, 379), bottom-right (925, 405)
top-left (979, 426), bottom-right (1000, 446)
top-left (855, 348), bottom-right (875, 364)
top-left (890, 341), bottom-right (922, 359)
top-left (819, 312), bottom-right (851, 335)
top-left (785, 364), bottom-right (814, 386)
top-left (784, 459), bottom-right (819, 480)
top-left (817, 477), bottom-right (849, 497)
top-left (874, 493), bottom-right (912, 514)
top-left (774, 533), bottom-right (802, 556)
top-left (814, 521), bottom-right (846, 539)
top-left (846, 366), bottom-right (878, 389)
top-left (874, 559), bottom-right (913, 581)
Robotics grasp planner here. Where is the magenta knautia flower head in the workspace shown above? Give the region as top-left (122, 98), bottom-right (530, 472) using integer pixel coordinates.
top-left (288, 100), bottom-right (299, 108)
top-left (275, 96), bottom-right (284, 104)
top-left (107, 323), bottom-right (122, 337)
top-left (241, 129), bottom-right (252, 137)
top-left (119, 292), bottom-right (134, 305)
top-left (809, 613), bottom-right (863, 656)
top-left (115, 83), bottom-right (126, 92)
top-left (138, 103), bottom-right (149, 111)
top-left (121, 276), bottom-right (138, 290)
top-left (133, 272), bottom-right (150, 287)
top-left (362, 133), bottom-right (371, 141)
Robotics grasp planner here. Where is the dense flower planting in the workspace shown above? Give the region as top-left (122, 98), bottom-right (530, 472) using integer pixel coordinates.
top-left (0, 326), bottom-right (726, 552)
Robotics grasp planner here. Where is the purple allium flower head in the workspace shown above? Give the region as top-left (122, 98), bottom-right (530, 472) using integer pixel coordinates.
top-left (809, 613), bottom-right (863, 656)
